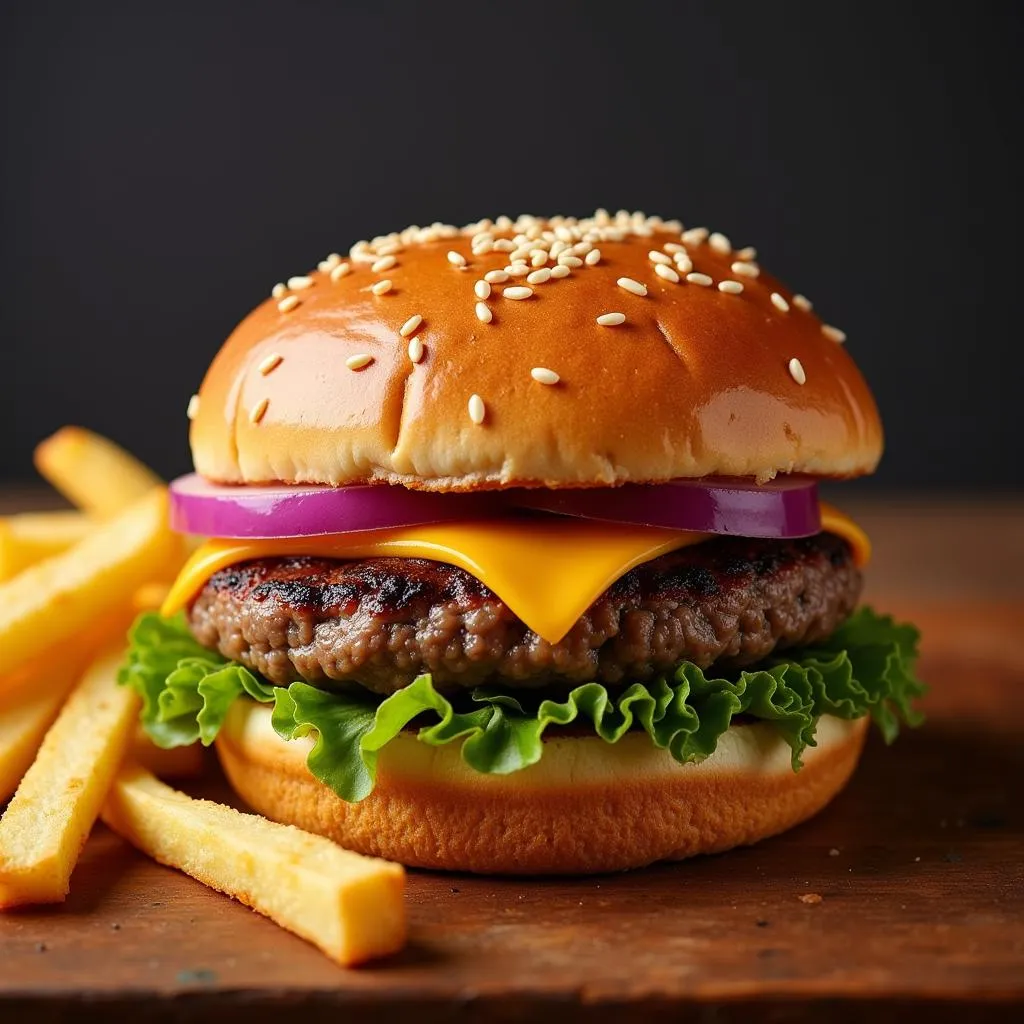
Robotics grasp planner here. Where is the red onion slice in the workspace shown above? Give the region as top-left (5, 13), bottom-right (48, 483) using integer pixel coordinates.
top-left (169, 474), bottom-right (502, 538)
top-left (514, 476), bottom-right (821, 537)
top-left (170, 473), bottom-right (820, 540)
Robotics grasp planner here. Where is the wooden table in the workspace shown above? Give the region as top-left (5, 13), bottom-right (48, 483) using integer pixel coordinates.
top-left (1, 494), bottom-right (1023, 1022)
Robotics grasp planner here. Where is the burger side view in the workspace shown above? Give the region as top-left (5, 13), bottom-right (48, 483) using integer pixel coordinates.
top-left (121, 210), bottom-right (924, 874)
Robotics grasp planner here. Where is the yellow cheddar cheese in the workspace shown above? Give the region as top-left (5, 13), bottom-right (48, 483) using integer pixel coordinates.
top-left (162, 503), bottom-right (868, 645)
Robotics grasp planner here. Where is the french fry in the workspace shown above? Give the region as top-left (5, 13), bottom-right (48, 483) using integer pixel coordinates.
top-left (0, 610), bottom-right (136, 801)
top-left (132, 728), bottom-right (205, 779)
top-left (132, 580), bottom-right (172, 613)
top-left (102, 765), bottom-right (407, 965)
top-left (0, 511), bottom-right (95, 581)
top-left (0, 679), bottom-right (76, 805)
top-left (0, 488), bottom-right (182, 677)
top-left (34, 426), bottom-right (162, 516)
top-left (0, 648), bottom-right (140, 907)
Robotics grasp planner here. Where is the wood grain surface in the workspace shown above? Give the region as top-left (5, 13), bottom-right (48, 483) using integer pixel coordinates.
top-left (1, 493), bottom-right (1022, 1022)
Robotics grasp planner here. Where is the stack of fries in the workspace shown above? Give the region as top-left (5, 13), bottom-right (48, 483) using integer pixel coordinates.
top-left (0, 428), bottom-right (406, 966)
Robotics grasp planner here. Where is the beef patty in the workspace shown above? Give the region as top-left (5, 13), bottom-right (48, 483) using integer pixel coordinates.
top-left (186, 532), bottom-right (861, 696)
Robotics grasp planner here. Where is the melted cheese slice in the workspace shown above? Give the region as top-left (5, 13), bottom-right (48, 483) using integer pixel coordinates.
top-left (162, 502), bottom-right (869, 645)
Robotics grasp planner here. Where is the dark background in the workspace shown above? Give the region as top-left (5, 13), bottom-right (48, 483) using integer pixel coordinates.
top-left (1, 2), bottom-right (1020, 491)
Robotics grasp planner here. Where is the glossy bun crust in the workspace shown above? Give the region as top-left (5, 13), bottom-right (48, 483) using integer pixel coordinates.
top-left (217, 702), bottom-right (868, 875)
top-left (190, 213), bottom-right (882, 489)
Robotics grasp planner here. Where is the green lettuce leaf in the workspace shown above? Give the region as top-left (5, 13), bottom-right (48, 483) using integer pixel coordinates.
top-left (120, 607), bottom-right (925, 803)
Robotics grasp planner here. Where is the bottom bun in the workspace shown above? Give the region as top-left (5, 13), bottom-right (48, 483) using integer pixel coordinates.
top-left (216, 702), bottom-right (868, 875)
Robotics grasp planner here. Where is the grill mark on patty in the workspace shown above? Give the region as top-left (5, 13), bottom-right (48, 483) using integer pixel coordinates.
top-left (223, 557), bottom-right (487, 618)
top-left (189, 532), bottom-right (862, 697)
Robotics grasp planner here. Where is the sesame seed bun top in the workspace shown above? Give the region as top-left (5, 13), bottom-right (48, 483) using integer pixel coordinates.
top-left (188, 211), bottom-right (883, 490)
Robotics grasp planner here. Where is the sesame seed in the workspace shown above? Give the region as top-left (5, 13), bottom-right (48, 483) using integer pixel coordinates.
top-left (558, 255), bottom-right (583, 268)
top-left (186, 394), bottom-right (200, 420)
top-left (708, 232), bottom-right (731, 254)
top-left (731, 261), bottom-right (760, 278)
top-left (277, 295), bottom-right (301, 313)
top-left (649, 250), bottom-right (672, 265)
top-left (376, 242), bottom-right (401, 256)
top-left (447, 250), bottom-right (467, 267)
top-left (527, 268), bottom-right (551, 285)
top-left (585, 248), bottom-right (601, 265)
top-left (681, 227), bottom-right (709, 245)
top-left (475, 301), bottom-right (493, 323)
top-left (674, 257), bottom-right (693, 275)
top-left (371, 279), bottom-right (393, 296)
top-left (718, 280), bottom-right (744, 294)
top-left (371, 255), bottom-right (397, 273)
top-left (506, 263), bottom-right (531, 277)
top-left (655, 263), bottom-right (680, 283)
top-left (475, 280), bottom-right (491, 300)
top-left (346, 353), bottom-right (374, 371)
top-left (617, 277), bottom-right (647, 296)
top-left (771, 292), bottom-right (790, 312)
top-left (596, 312), bottom-right (626, 326)
top-left (399, 314), bottom-right (423, 337)
top-left (736, 246), bottom-right (757, 261)
top-left (330, 262), bottom-right (351, 282)
top-left (685, 273), bottom-right (713, 287)
top-left (531, 367), bottom-right (560, 385)
top-left (407, 336), bottom-right (425, 363)
top-left (249, 398), bottom-right (269, 424)
top-left (550, 264), bottom-right (571, 279)
top-left (822, 324), bottom-right (847, 343)
top-left (258, 353), bottom-right (283, 375)
top-left (271, 282), bottom-right (286, 299)
top-left (788, 357), bottom-right (807, 385)
top-left (663, 242), bottom-right (685, 254)
top-left (493, 239), bottom-right (516, 252)
top-left (468, 394), bottom-right (486, 425)
top-left (288, 275), bottom-right (314, 290)
top-left (793, 294), bottom-right (813, 311)
top-left (319, 253), bottom-right (342, 271)
top-left (484, 270), bottom-right (509, 284)
top-left (503, 286), bottom-right (533, 300)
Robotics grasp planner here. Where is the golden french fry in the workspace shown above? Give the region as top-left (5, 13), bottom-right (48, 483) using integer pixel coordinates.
top-left (0, 611), bottom-right (136, 801)
top-left (102, 765), bottom-right (407, 965)
top-left (132, 728), bottom-right (205, 779)
top-left (34, 427), bottom-right (162, 516)
top-left (0, 679), bottom-right (76, 805)
top-left (132, 581), bottom-right (171, 613)
top-left (0, 489), bottom-right (182, 677)
top-left (0, 511), bottom-right (95, 582)
top-left (0, 610), bottom-right (132, 703)
top-left (0, 648), bottom-right (140, 908)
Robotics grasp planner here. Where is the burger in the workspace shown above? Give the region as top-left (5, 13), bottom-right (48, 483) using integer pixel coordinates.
top-left (122, 210), bottom-right (924, 874)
